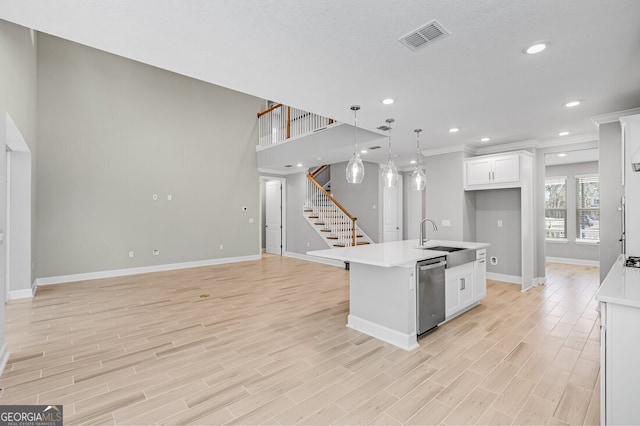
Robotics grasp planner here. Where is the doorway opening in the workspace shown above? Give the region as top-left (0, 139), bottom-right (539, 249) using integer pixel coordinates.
top-left (259, 176), bottom-right (287, 256)
top-left (2, 112), bottom-right (33, 301)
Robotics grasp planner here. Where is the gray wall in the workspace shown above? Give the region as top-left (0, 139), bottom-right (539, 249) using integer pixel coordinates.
top-left (36, 34), bottom-right (263, 277)
top-left (599, 122), bottom-right (624, 281)
top-left (285, 171), bottom-right (328, 254)
top-left (545, 161), bottom-right (599, 262)
top-left (425, 152), bottom-right (466, 241)
top-left (0, 18), bottom-right (38, 364)
top-left (330, 161), bottom-right (380, 243)
top-left (475, 188), bottom-right (522, 276)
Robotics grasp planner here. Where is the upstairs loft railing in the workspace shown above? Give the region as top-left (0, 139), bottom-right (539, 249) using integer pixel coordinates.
top-left (257, 103), bottom-right (334, 149)
top-left (306, 166), bottom-right (358, 247)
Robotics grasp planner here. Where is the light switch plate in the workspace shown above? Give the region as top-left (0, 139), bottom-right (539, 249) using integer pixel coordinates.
top-left (442, 220), bottom-right (451, 227)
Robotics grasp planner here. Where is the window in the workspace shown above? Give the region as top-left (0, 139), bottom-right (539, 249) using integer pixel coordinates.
top-left (545, 177), bottom-right (567, 239)
top-left (576, 175), bottom-right (599, 241)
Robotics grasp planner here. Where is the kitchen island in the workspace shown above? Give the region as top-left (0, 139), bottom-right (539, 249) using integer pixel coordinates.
top-left (308, 239), bottom-right (489, 350)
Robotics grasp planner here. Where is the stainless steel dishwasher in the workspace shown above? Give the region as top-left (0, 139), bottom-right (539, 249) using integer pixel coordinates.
top-left (417, 256), bottom-right (447, 335)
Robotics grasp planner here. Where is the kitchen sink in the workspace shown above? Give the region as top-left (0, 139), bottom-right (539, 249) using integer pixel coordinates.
top-left (417, 245), bottom-right (477, 268)
top-left (420, 245), bottom-right (465, 252)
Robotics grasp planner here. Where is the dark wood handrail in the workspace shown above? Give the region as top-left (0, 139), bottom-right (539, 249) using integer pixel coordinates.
top-left (257, 103), bottom-right (282, 118)
top-left (310, 165), bottom-right (328, 178)
top-left (307, 174), bottom-right (356, 222)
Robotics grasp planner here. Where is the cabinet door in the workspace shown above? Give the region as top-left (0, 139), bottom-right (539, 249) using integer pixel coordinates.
top-left (445, 273), bottom-right (461, 317)
top-left (459, 269), bottom-right (475, 309)
top-left (492, 155), bottom-right (520, 183)
top-left (474, 259), bottom-right (487, 300)
top-left (465, 159), bottom-right (493, 186)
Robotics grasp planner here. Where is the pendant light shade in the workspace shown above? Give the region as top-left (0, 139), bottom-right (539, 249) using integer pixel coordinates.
top-left (346, 105), bottom-right (365, 184)
top-left (379, 118), bottom-right (398, 188)
top-left (411, 128), bottom-right (426, 191)
top-left (382, 159), bottom-right (399, 187)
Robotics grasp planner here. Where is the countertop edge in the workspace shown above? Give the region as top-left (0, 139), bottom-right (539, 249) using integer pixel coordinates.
top-left (596, 255), bottom-right (640, 308)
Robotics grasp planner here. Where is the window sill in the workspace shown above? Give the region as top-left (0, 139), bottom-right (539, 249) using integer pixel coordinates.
top-left (546, 238), bottom-right (569, 244)
top-left (576, 239), bottom-right (599, 245)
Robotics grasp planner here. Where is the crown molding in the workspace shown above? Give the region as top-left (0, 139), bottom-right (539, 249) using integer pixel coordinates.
top-left (535, 132), bottom-right (598, 149)
top-left (591, 107), bottom-right (640, 125)
top-left (474, 139), bottom-right (538, 155)
top-left (420, 144), bottom-right (474, 158)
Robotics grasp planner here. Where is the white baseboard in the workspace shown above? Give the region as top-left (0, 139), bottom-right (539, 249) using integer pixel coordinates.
top-left (0, 342), bottom-right (9, 378)
top-left (486, 272), bottom-right (522, 285)
top-left (347, 315), bottom-right (418, 351)
top-left (546, 256), bottom-right (600, 267)
top-left (284, 251), bottom-right (344, 268)
top-left (9, 288), bottom-right (35, 300)
top-left (34, 255), bottom-right (262, 286)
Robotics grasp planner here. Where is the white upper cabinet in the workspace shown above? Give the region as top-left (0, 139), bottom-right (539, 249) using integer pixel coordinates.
top-left (464, 153), bottom-right (520, 190)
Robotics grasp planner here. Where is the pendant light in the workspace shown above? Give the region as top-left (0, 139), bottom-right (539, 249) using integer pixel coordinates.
top-left (411, 128), bottom-right (426, 191)
top-left (346, 105), bottom-right (365, 183)
top-left (379, 118), bottom-right (398, 188)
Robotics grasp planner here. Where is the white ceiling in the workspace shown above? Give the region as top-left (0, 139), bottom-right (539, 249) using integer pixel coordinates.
top-left (2, 1), bottom-right (640, 170)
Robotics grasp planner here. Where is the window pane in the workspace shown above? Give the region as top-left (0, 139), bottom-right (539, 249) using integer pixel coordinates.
top-left (577, 176), bottom-right (599, 209)
top-left (576, 175), bottom-right (599, 241)
top-left (545, 209), bottom-right (566, 239)
top-left (545, 177), bottom-right (566, 239)
top-left (545, 178), bottom-right (566, 208)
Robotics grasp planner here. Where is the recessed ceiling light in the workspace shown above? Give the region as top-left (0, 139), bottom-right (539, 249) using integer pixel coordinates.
top-left (410, 160), bottom-right (417, 164)
top-left (296, 163), bottom-right (303, 167)
top-left (564, 100), bottom-right (581, 108)
top-left (360, 149), bottom-right (367, 154)
top-left (558, 131), bottom-right (570, 136)
top-left (382, 98), bottom-right (394, 105)
top-left (558, 153), bottom-right (567, 157)
top-left (524, 42), bottom-right (548, 55)
top-left (449, 128), bottom-right (459, 133)
top-left (481, 137), bottom-right (490, 142)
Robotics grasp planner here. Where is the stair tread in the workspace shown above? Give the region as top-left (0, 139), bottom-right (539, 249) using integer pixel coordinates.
top-left (333, 242), bottom-right (370, 247)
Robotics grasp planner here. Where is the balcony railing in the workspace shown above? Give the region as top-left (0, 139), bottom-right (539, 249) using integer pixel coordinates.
top-left (257, 103), bottom-right (334, 149)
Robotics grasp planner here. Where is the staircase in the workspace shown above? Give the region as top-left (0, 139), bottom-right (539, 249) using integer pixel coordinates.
top-left (304, 166), bottom-right (373, 248)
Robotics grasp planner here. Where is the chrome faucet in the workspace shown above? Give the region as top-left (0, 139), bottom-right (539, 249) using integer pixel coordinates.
top-left (419, 218), bottom-right (438, 246)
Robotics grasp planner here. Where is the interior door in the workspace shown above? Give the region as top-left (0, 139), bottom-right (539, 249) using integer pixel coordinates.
top-left (265, 180), bottom-right (282, 255)
top-left (383, 175), bottom-right (403, 242)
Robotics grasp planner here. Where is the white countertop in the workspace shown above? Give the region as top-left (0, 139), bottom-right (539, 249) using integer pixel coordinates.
top-left (596, 255), bottom-right (640, 308)
top-left (307, 239), bottom-right (490, 268)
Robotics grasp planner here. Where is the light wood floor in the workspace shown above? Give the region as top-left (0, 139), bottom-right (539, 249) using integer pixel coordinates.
top-left (0, 256), bottom-right (601, 425)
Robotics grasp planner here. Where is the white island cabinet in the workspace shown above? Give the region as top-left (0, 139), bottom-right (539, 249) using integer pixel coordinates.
top-left (308, 239), bottom-right (489, 350)
top-left (596, 257), bottom-right (640, 425)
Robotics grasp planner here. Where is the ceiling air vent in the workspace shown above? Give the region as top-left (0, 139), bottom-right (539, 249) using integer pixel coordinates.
top-left (399, 20), bottom-right (450, 51)
top-left (368, 146), bottom-right (382, 150)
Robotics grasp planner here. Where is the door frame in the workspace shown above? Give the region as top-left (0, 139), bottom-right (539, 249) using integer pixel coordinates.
top-left (259, 176), bottom-right (287, 255)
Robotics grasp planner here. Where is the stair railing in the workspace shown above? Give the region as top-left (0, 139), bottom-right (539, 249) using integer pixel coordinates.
top-left (257, 104), bottom-right (334, 149)
top-left (306, 168), bottom-right (357, 247)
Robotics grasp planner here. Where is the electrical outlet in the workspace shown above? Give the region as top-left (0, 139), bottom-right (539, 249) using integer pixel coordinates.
top-left (490, 256), bottom-right (498, 265)
top-left (167, 194), bottom-right (172, 201)
top-left (219, 244), bottom-right (224, 250)
top-left (153, 249), bottom-right (160, 256)
top-left (249, 218), bottom-right (254, 223)
top-left (128, 251), bottom-right (134, 258)
top-left (497, 220), bottom-right (503, 227)
top-left (242, 206), bottom-right (248, 212)
top-left (152, 194), bottom-right (158, 201)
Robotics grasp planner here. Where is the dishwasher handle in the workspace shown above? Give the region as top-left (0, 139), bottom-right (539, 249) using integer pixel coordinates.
top-left (418, 260), bottom-right (447, 271)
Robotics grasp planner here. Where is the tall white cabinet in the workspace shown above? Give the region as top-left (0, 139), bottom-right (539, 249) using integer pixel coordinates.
top-left (621, 114), bottom-right (640, 255)
top-left (598, 113), bottom-right (640, 425)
